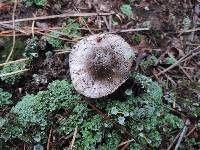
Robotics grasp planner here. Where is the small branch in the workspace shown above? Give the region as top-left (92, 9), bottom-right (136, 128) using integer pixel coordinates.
top-left (5, 0), bottom-right (18, 63)
top-left (102, 16), bottom-right (110, 31)
top-left (68, 126), bottom-right (78, 150)
top-left (174, 119), bottom-right (190, 150)
top-left (112, 28), bottom-right (150, 33)
top-left (179, 27), bottom-right (200, 35)
top-left (55, 51), bottom-right (71, 55)
top-left (158, 46), bottom-right (200, 76)
top-left (178, 65), bottom-right (193, 81)
top-left (0, 69), bottom-right (29, 78)
top-left (47, 127), bottom-right (52, 150)
top-left (0, 58), bottom-right (29, 67)
top-left (118, 139), bottom-right (135, 147)
top-left (31, 14), bottom-right (36, 38)
top-left (0, 23), bottom-right (27, 34)
top-left (0, 12), bottom-right (115, 24)
top-left (186, 124), bottom-right (197, 137)
top-left (167, 132), bottom-right (181, 150)
top-left (108, 15), bottom-right (112, 32)
top-left (121, 143), bottom-right (129, 150)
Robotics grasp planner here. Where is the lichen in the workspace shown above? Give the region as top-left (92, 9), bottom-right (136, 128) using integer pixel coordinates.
top-left (1, 74), bottom-right (183, 149)
top-left (0, 88), bottom-right (12, 107)
top-left (0, 61), bottom-right (28, 85)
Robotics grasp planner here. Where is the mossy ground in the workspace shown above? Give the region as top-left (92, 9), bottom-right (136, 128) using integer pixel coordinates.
top-left (0, 0), bottom-right (200, 149)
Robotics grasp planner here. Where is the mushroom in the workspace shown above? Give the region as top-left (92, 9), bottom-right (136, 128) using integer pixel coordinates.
top-left (69, 34), bottom-right (135, 98)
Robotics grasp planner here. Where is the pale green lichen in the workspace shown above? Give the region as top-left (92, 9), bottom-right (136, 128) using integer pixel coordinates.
top-left (0, 61), bottom-right (28, 85)
top-left (0, 88), bottom-right (12, 107)
top-left (1, 74), bottom-right (183, 149)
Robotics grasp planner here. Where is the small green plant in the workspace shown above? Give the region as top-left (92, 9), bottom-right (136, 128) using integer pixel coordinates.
top-left (139, 55), bottom-right (157, 69)
top-left (23, 0), bottom-right (46, 6)
top-left (120, 4), bottom-right (132, 17)
top-left (0, 61), bottom-right (28, 84)
top-left (46, 31), bottom-right (63, 48)
top-left (166, 56), bottom-right (176, 64)
top-left (132, 34), bottom-right (142, 45)
top-left (46, 19), bottom-right (81, 48)
top-left (0, 88), bottom-right (12, 107)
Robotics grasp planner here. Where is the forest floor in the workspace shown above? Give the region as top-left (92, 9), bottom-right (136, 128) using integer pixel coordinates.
top-left (0, 0), bottom-right (200, 150)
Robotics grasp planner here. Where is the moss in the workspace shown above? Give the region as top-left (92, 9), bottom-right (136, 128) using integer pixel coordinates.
top-left (1, 80), bottom-right (80, 143)
top-left (132, 34), bottom-right (142, 45)
top-left (0, 88), bottom-right (12, 107)
top-left (23, 0), bottom-right (46, 6)
top-left (0, 61), bottom-right (28, 85)
top-left (120, 4), bottom-right (132, 17)
top-left (139, 55), bottom-right (157, 70)
top-left (1, 74), bottom-right (183, 149)
top-left (46, 19), bottom-right (81, 48)
top-left (102, 73), bottom-right (183, 148)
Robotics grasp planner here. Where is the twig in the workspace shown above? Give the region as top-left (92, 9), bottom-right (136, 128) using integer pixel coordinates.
top-left (165, 73), bottom-right (177, 86)
top-left (167, 132), bottom-right (181, 150)
top-left (111, 28), bottom-right (150, 33)
top-left (68, 126), bottom-right (78, 150)
top-left (31, 14), bottom-right (36, 38)
top-left (174, 119), bottom-right (190, 150)
top-left (47, 127), bottom-right (52, 150)
top-left (0, 58), bottom-right (29, 67)
top-left (186, 124), bottom-right (197, 137)
top-left (158, 67), bottom-right (177, 86)
top-left (0, 26), bottom-right (101, 37)
top-left (179, 27), bottom-right (200, 35)
top-left (178, 65), bottom-right (192, 81)
top-left (121, 143), bottom-right (129, 150)
top-left (181, 50), bottom-right (200, 63)
top-left (55, 50), bottom-right (71, 55)
top-left (0, 69), bottom-right (29, 78)
top-left (0, 23), bottom-right (27, 34)
top-left (118, 139), bottom-right (135, 147)
top-left (158, 46), bottom-right (200, 76)
top-left (5, 0), bottom-right (18, 63)
top-left (102, 16), bottom-right (110, 31)
top-left (0, 12), bottom-right (115, 24)
top-left (108, 15), bottom-right (112, 32)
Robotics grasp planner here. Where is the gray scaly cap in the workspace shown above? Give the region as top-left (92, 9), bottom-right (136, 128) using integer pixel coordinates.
top-left (69, 34), bottom-right (135, 98)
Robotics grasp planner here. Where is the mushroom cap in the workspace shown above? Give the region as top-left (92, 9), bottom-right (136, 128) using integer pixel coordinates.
top-left (69, 34), bottom-right (135, 98)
